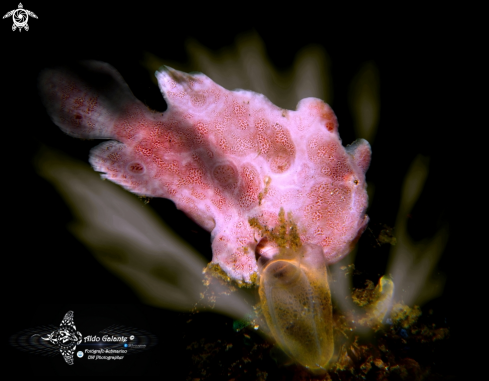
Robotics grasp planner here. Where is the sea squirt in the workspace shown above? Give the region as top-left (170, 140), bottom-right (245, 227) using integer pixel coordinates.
top-left (258, 242), bottom-right (333, 370)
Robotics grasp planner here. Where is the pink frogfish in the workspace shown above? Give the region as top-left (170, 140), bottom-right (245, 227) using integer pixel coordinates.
top-left (39, 61), bottom-right (371, 283)
top-left (40, 61), bottom-right (371, 369)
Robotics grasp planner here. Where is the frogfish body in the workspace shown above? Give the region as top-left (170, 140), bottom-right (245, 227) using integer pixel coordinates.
top-left (39, 61), bottom-right (371, 284)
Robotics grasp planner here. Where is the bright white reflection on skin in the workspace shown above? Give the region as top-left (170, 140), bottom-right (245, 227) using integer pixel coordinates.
top-left (35, 147), bottom-right (253, 319)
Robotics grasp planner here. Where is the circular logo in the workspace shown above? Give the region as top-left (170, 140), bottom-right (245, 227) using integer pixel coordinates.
top-left (13, 9), bottom-right (28, 28)
top-left (77, 351), bottom-right (84, 358)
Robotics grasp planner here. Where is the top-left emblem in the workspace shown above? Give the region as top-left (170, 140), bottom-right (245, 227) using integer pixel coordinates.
top-left (3, 3), bottom-right (37, 32)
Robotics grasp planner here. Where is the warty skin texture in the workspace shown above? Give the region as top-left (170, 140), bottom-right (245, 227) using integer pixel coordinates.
top-left (39, 61), bottom-right (371, 283)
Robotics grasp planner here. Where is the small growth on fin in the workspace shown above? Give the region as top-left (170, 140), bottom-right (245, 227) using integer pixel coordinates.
top-left (257, 176), bottom-right (271, 206)
top-left (204, 262), bottom-right (232, 284)
top-left (203, 262), bottom-right (258, 288)
top-left (249, 207), bottom-right (301, 250)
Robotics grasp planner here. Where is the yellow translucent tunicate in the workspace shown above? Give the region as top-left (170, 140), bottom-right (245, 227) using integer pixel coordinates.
top-left (259, 244), bottom-right (333, 370)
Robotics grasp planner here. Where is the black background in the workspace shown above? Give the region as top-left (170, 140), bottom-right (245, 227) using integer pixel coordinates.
top-left (4, 2), bottom-right (465, 379)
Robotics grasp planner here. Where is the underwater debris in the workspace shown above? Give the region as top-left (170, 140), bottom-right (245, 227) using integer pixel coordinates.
top-left (183, 273), bottom-right (449, 380)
